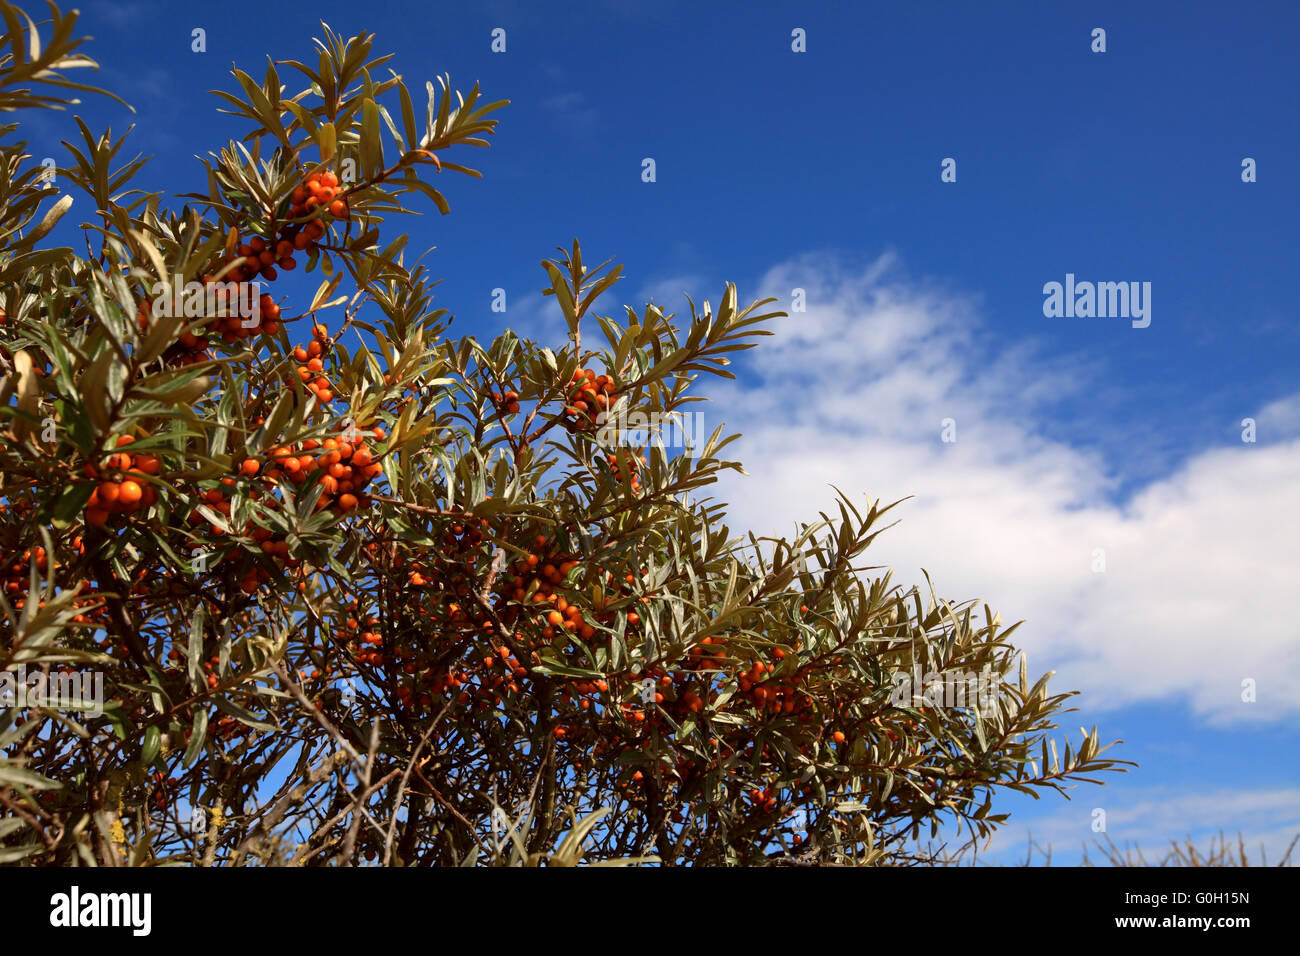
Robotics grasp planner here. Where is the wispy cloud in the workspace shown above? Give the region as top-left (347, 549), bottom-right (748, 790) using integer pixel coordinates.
top-left (698, 251), bottom-right (1300, 726)
top-left (1257, 393), bottom-right (1300, 439)
top-left (540, 90), bottom-right (598, 133)
top-left (84, 2), bottom-right (146, 28)
top-left (978, 785), bottom-right (1300, 865)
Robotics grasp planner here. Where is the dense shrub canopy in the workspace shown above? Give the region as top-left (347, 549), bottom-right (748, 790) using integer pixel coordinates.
top-left (0, 4), bottom-right (1125, 866)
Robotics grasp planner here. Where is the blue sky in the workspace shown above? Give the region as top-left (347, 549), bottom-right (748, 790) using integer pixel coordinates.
top-left (29, 0), bottom-right (1299, 863)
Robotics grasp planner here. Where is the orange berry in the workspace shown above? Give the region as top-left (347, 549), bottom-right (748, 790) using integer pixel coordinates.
top-left (117, 480), bottom-right (143, 505)
top-left (133, 454), bottom-right (161, 475)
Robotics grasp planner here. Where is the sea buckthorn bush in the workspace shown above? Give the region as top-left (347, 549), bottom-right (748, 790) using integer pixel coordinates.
top-left (0, 2), bottom-right (1125, 866)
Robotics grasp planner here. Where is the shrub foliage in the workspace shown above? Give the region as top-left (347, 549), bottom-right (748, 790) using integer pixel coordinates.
top-left (0, 3), bottom-right (1126, 866)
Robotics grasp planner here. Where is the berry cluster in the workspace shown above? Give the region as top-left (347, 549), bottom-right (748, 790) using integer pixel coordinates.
top-left (138, 299), bottom-right (212, 365)
top-left (180, 168), bottom-right (349, 351)
top-left (205, 285), bottom-right (281, 343)
top-left (219, 168), bottom-right (345, 288)
top-left (562, 368), bottom-right (616, 432)
top-left (474, 644), bottom-right (528, 702)
top-left (135, 280), bottom-right (279, 359)
top-left (292, 324), bottom-right (334, 402)
top-left (338, 610), bottom-right (386, 667)
top-left (148, 772), bottom-right (181, 811)
top-left (747, 785), bottom-right (779, 815)
top-left (603, 450), bottom-right (645, 493)
top-left (191, 477), bottom-right (238, 534)
top-left (260, 433), bottom-right (381, 514)
top-left (555, 677), bottom-right (609, 721)
top-left (186, 474), bottom-right (294, 594)
top-left (83, 435), bottom-right (161, 527)
top-left (181, 429), bottom-right (380, 593)
top-left (734, 654), bottom-right (811, 718)
top-left (495, 536), bottom-right (595, 641)
top-left (490, 389), bottom-right (520, 416)
top-left (289, 169), bottom-right (349, 222)
top-left (403, 517), bottom-right (490, 588)
top-left (1, 545), bottom-right (46, 604)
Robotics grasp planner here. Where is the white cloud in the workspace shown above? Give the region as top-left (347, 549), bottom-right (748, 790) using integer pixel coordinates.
top-left (539, 90), bottom-right (598, 132)
top-left (702, 252), bottom-right (1300, 726)
top-left (88, 2), bottom-right (145, 26)
top-left (500, 290), bottom-right (567, 342)
top-left (1257, 393), bottom-right (1300, 439)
